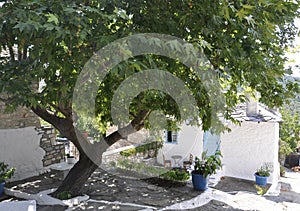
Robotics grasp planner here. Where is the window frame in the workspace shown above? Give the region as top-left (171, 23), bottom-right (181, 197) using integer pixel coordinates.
top-left (165, 130), bottom-right (178, 144)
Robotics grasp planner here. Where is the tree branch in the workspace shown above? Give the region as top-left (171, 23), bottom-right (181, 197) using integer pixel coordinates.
top-left (32, 106), bottom-right (86, 155)
top-left (105, 109), bottom-right (151, 146)
top-left (8, 44), bottom-right (15, 61)
top-left (49, 102), bottom-right (69, 118)
top-left (31, 106), bottom-right (64, 128)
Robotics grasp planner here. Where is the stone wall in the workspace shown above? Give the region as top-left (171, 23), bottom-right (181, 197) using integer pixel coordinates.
top-left (37, 126), bottom-right (65, 166)
top-left (0, 99), bottom-right (40, 129)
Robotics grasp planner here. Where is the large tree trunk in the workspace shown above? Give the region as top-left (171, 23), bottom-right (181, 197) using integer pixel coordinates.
top-left (52, 153), bottom-right (98, 197)
top-left (32, 106), bottom-right (150, 197)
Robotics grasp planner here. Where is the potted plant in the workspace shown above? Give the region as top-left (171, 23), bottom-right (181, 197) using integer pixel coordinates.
top-left (254, 163), bottom-right (271, 186)
top-left (66, 154), bottom-right (76, 164)
top-left (191, 151), bottom-right (222, 191)
top-left (0, 162), bottom-right (15, 196)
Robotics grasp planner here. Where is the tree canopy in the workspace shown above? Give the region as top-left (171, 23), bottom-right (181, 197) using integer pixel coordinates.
top-left (0, 0), bottom-right (299, 196)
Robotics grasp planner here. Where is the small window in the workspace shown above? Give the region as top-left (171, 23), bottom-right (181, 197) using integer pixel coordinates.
top-left (166, 131), bottom-right (178, 143)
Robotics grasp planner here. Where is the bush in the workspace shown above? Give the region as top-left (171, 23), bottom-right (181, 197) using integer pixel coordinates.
top-left (161, 169), bottom-right (190, 182)
top-left (0, 162), bottom-right (15, 183)
top-left (279, 108), bottom-right (300, 164)
top-left (280, 165), bottom-right (285, 177)
top-left (120, 148), bottom-right (136, 157)
top-left (120, 141), bottom-right (163, 157)
top-left (255, 185), bottom-right (268, 195)
top-left (57, 191), bottom-right (72, 200)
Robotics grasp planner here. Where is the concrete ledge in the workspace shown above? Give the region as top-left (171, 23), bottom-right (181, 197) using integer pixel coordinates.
top-left (4, 188), bottom-right (89, 206)
top-left (0, 200), bottom-right (36, 211)
top-left (48, 162), bottom-right (78, 178)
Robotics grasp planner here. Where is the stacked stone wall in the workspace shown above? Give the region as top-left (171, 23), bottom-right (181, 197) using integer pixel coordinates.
top-left (37, 126), bottom-right (65, 166)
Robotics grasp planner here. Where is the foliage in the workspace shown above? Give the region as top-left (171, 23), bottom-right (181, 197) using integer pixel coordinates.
top-left (0, 0), bottom-right (299, 195)
top-left (255, 185), bottom-right (268, 195)
top-left (120, 141), bottom-right (163, 157)
top-left (0, 162), bottom-right (15, 183)
top-left (280, 165), bottom-right (285, 177)
top-left (76, 116), bottom-right (101, 140)
top-left (0, 0), bottom-right (299, 133)
top-left (279, 107), bottom-right (300, 163)
top-left (120, 148), bottom-right (137, 157)
top-left (256, 163), bottom-right (271, 177)
top-left (193, 151), bottom-right (222, 178)
top-left (57, 191), bottom-right (72, 200)
top-left (114, 158), bottom-right (167, 177)
top-left (160, 169), bottom-right (190, 182)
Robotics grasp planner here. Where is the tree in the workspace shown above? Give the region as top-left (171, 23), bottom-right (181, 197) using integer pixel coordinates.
top-left (0, 0), bottom-right (299, 196)
top-left (279, 77), bottom-right (300, 163)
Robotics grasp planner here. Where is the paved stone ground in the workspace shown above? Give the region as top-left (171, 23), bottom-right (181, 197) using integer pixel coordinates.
top-left (214, 176), bottom-right (266, 194)
top-left (5, 168), bottom-right (300, 210)
top-left (5, 168), bottom-right (243, 210)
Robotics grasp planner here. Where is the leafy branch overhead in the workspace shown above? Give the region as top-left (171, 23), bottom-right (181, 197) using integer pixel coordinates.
top-left (0, 0), bottom-right (299, 196)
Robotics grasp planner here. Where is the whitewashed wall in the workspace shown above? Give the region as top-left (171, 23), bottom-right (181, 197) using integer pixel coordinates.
top-left (0, 127), bottom-right (45, 181)
top-left (158, 124), bottom-right (204, 167)
top-left (221, 121), bottom-right (280, 184)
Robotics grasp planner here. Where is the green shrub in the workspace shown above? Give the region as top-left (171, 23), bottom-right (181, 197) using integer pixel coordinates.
top-left (119, 141), bottom-right (163, 157)
top-left (120, 148), bottom-right (136, 157)
top-left (161, 169), bottom-right (190, 182)
top-left (280, 165), bottom-right (285, 177)
top-left (0, 162), bottom-right (15, 183)
top-left (279, 108), bottom-right (300, 163)
top-left (255, 185), bottom-right (268, 195)
top-left (57, 191), bottom-right (72, 200)
top-left (114, 158), bottom-right (167, 176)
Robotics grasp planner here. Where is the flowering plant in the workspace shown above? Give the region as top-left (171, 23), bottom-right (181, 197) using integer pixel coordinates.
top-left (192, 151), bottom-right (222, 178)
top-left (256, 163), bottom-right (271, 177)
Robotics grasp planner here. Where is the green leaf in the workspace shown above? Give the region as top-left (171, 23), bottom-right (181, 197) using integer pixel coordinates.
top-left (45, 13), bottom-right (59, 25)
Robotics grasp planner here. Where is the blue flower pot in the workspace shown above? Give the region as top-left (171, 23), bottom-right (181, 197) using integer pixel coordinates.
top-left (192, 173), bottom-right (208, 191)
top-left (0, 182), bottom-right (5, 196)
top-left (254, 173), bottom-right (268, 186)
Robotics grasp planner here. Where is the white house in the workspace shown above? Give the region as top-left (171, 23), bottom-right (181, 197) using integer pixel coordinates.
top-left (158, 98), bottom-right (281, 185)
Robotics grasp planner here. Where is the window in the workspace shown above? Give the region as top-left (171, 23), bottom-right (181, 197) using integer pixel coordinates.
top-left (165, 131), bottom-right (178, 143)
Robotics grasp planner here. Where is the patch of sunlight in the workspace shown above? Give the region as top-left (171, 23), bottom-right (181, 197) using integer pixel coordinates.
top-left (112, 205), bottom-right (120, 210)
top-left (20, 180), bottom-right (41, 188)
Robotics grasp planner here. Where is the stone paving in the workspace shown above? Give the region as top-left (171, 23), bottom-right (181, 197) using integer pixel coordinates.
top-left (4, 167), bottom-right (300, 210)
top-left (5, 168), bottom-right (242, 210)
